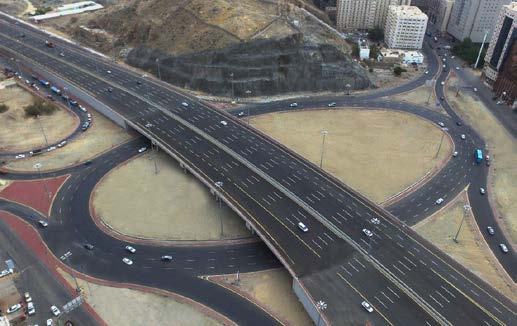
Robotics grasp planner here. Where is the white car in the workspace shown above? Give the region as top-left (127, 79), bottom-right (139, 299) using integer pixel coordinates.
top-left (24, 291), bottom-right (32, 302)
top-left (59, 52), bottom-right (65, 57)
top-left (453, 151), bottom-right (458, 157)
top-left (297, 222), bottom-right (308, 232)
top-left (50, 305), bottom-right (61, 316)
top-left (473, 87), bottom-right (478, 92)
top-left (47, 146), bottom-right (57, 152)
top-left (362, 228), bottom-right (373, 237)
top-left (479, 187), bottom-right (485, 195)
top-left (57, 140), bottom-right (67, 148)
top-left (440, 81), bottom-right (445, 86)
top-left (107, 70), bottom-right (112, 74)
top-left (138, 147), bottom-right (147, 153)
top-left (27, 302), bottom-right (35, 316)
top-left (123, 257), bottom-right (133, 265)
top-left (437, 122), bottom-right (445, 127)
top-left (47, 319), bottom-right (53, 326)
top-left (424, 71), bottom-right (429, 74)
top-left (451, 56), bottom-right (455, 59)
top-left (435, 198), bottom-right (444, 205)
top-left (362, 301), bottom-right (374, 313)
top-left (15, 154), bottom-right (26, 159)
top-left (7, 303), bottom-right (22, 314)
top-left (455, 67), bottom-right (460, 70)
top-left (237, 111), bottom-right (245, 117)
top-left (0, 269), bottom-right (12, 278)
top-left (499, 244), bottom-right (509, 253)
top-left (460, 134), bottom-right (466, 140)
top-left (181, 102), bottom-right (189, 107)
top-left (38, 220), bottom-right (48, 227)
top-left (220, 120), bottom-right (228, 126)
top-left (289, 102), bottom-right (298, 107)
top-left (125, 245), bottom-right (136, 253)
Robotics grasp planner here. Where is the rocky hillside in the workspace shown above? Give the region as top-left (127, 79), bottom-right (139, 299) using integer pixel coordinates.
top-left (44, 0), bottom-right (372, 96)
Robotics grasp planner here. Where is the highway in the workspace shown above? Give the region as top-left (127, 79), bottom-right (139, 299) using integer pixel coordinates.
top-left (0, 14), bottom-right (515, 325)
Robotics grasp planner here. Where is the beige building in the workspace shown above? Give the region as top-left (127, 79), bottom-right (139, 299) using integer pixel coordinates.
top-left (426, 0), bottom-right (454, 33)
top-left (447, 0), bottom-right (512, 42)
top-left (483, 2), bottom-right (517, 84)
top-left (336, 0), bottom-right (412, 31)
top-left (385, 5), bottom-right (428, 49)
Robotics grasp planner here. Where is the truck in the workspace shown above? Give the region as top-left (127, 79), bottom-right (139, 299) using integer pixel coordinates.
top-left (45, 40), bottom-right (55, 48)
top-left (39, 79), bottom-right (50, 87)
top-left (50, 86), bottom-right (61, 95)
top-left (475, 149), bottom-right (483, 164)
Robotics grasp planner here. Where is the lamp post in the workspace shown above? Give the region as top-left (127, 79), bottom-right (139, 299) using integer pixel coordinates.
top-left (215, 181), bottom-right (224, 237)
top-left (345, 83), bottom-right (351, 95)
top-left (453, 204), bottom-right (471, 243)
top-left (230, 72), bottom-right (235, 100)
top-left (60, 252), bottom-right (80, 292)
top-left (316, 300), bottom-right (327, 326)
top-left (35, 115), bottom-right (49, 146)
top-left (33, 163), bottom-right (51, 199)
top-left (474, 30), bottom-right (489, 69)
top-left (319, 130), bottom-right (328, 169)
top-left (155, 58), bottom-right (161, 80)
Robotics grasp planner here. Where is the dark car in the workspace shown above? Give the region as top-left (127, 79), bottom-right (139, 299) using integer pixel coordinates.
top-left (456, 121), bottom-right (462, 126)
top-left (84, 160), bottom-right (92, 166)
top-left (107, 87), bottom-right (113, 93)
top-left (47, 95), bottom-right (54, 101)
top-left (486, 160), bottom-right (491, 167)
top-left (136, 80), bottom-right (142, 85)
top-left (84, 243), bottom-right (94, 250)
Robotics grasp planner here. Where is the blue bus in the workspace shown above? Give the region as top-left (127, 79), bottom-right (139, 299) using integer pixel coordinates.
top-left (50, 86), bottom-right (61, 95)
top-left (39, 79), bottom-right (50, 87)
top-left (475, 149), bottom-right (483, 164)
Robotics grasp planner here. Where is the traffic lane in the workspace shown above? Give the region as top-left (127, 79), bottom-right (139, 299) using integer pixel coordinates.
top-left (0, 217), bottom-right (99, 326)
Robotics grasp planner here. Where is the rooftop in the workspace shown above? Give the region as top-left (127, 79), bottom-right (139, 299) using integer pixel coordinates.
top-left (389, 5), bottom-right (427, 18)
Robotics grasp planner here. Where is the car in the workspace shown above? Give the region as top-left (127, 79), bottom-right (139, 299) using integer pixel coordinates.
top-left (38, 220), bottom-right (48, 227)
top-left (57, 140), bottom-right (67, 148)
top-left (496, 100), bottom-right (502, 105)
top-left (479, 187), bottom-right (485, 195)
top-left (138, 147), bottom-right (147, 153)
top-left (361, 301), bottom-right (374, 313)
top-left (25, 79), bottom-right (30, 84)
top-left (20, 33), bottom-right (25, 38)
top-left (84, 160), bottom-right (92, 166)
top-left (34, 86), bottom-right (40, 91)
top-left (435, 198), bottom-right (444, 205)
top-left (47, 319), bottom-right (53, 326)
top-left (47, 94), bottom-right (55, 101)
top-left (69, 99), bottom-right (78, 106)
top-left (424, 70), bottom-right (429, 74)
top-left (440, 81), bottom-right (445, 85)
top-left (451, 55), bottom-right (455, 59)
top-left (362, 228), bottom-right (373, 237)
top-left (59, 53), bottom-right (65, 57)
top-left (442, 64), bottom-right (446, 68)
top-left (82, 122), bottom-right (90, 131)
top-left (46, 146), bottom-right (57, 152)
top-left (181, 102), bottom-right (189, 107)
top-left (7, 303), bottom-right (22, 314)
top-left (453, 151), bottom-right (458, 157)
top-left (237, 111), bottom-right (245, 117)
top-left (328, 102), bottom-right (336, 107)
top-left (0, 269), bottom-right (13, 278)
top-left (27, 302), bottom-right (35, 315)
top-left (161, 255), bottom-right (173, 261)
top-left (136, 80), bottom-right (142, 85)
top-left (24, 292), bottom-right (32, 302)
top-left (442, 58), bottom-right (446, 62)
top-left (455, 67), bottom-right (460, 70)
top-left (473, 87), bottom-right (478, 92)
top-left (220, 120), bottom-right (228, 126)
top-left (122, 257), bottom-right (133, 265)
top-left (487, 226), bottom-right (495, 236)
top-left (289, 102), bottom-right (298, 107)
top-left (485, 155), bottom-right (490, 161)
top-left (437, 122), bottom-right (445, 127)
top-left (84, 243), bottom-right (94, 250)
top-left (50, 305), bottom-right (60, 316)
top-left (107, 87), bottom-right (113, 92)
top-left (125, 245), bottom-right (136, 253)
top-left (87, 113), bottom-right (92, 118)
top-left (499, 244), bottom-right (509, 253)
top-left (456, 121), bottom-right (462, 126)
top-left (460, 134), bottom-right (466, 140)
top-left (107, 70), bottom-right (112, 74)
top-left (79, 105), bottom-right (87, 112)
top-left (15, 154), bottom-right (25, 159)
top-left (486, 160), bottom-right (491, 167)
top-left (297, 222), bottom-right (309, 232)
top-left (440, 96), bottom-right (445, 101)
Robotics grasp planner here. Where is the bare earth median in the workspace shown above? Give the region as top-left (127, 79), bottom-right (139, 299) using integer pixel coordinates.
top-left (0, 84), bottom-right (77, 153)
top-left (93, 151), bottom-right (250, 241)
top-left (414, 193), bottom-right (516, 300)
top-left (389, 84), bottom-right (447, 115)
top-left (58, 269), bottom-right (223, 326)
top-left (250, 108), bottom-right (452, 203)
top-left (5, 109), bottom-right (133, 171)
top-left (447, 76), bottom-right (517, 245)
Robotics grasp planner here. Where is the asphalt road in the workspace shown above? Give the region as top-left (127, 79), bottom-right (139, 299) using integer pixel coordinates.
top-left (0, 14), bottom-right (515, 326)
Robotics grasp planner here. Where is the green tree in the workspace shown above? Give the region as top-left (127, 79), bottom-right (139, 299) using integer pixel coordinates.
top-left (0, 103), bottom-right (8, 113)
top-left (24, 98), bottom-right (57, 117)
top-left (352, 43), bottom-right (360, 57)
top-left (452, 38), bottom-right (486, 67)
top-left (393, 66), bottom-right (406, 76)
top-left (368, 27), bottom-right (384, 42)
top-left (369, 44), bottom-right (381, 59)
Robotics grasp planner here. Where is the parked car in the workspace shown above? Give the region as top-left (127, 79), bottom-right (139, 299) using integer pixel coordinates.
top-left (181, 102), bottom-right (189, 107)
top-left (24, 292), bottom-right (32, 302)
top-left (0, 269), bottom-right (13, 278)
top-left (453, 151), bottom-right (458, 157)
top-left (47, 319), bottom-right (53, 326)
top-left (460, 134), bottom-right (466, 140)
top-left (50, 305), bottom-right (61, 316)
top-left (220, 120), bottom-right (228, 126)
top-left (7, 304), bottom-right (22, 314)
top-left (297, 222), bottom-right (308, 232)
top-left (362, 228), bottom-right (373, 237)
top-left (361, 301), bottom-right (374, 313)
top-left (27, 302), bottom-right (35, 316)
top-left (38, 220), bottom-right (48, 227)
top-left (437, 122), bottom-right (445, 127)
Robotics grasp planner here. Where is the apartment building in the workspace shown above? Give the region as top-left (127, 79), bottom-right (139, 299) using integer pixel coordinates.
top-left (385, 5), bottom-right (428, 49)
top-left (426, 0), bottom-right (455, 33)
top-left (336, 0), bottom-right (411, 31)
top-left (447, 0), bottom-right (512, 42)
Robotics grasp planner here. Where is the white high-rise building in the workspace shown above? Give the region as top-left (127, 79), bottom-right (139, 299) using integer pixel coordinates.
top-left (447, 0), bottom-right (512, 42)
top-left (336, 0), bottom-right (411, 31)
top-left (385, 5), bottom-right (428, 49)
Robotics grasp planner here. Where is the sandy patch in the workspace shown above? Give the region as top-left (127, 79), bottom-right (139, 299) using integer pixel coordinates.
top-left (4, 109), bottom-right (133, 171)
top-left (213, 269), bottom-right (312, 326)
top-left (93, 151), bottom-right (250, 241)
top-left (446, 76), bottom-right (517, 245)
top-left (58, 269), bottom-right (223, 326)
top-left (414, 193), bottom-right (516, 300)
top-left (389, 84), bottom-right (447, 115)
top-left (250, 109), bottom-right (452, 203)
top-left (0, 84), bottom-right (77, 153)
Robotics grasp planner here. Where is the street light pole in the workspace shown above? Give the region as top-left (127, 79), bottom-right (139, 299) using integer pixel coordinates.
top-left (215, 181), bottom-right (224, 237)
top-left (61, 253), bottom-right (80, 293)
top-left (319, 130), bottom-right (328, 169)
top-left (453, 204), bottom-right (471, 243)
top-left (35, 115), bottom-right (49, 146)
top-left (155, 58), bottom-right (161, 80)
top-left (426, 79), bottom-right (435, 104)
top-left (230, 72), bottom-right (234, 100)
top-left (345, 83), bottom-right (351, 95)
top-left (474, 30), bottom-right (489, 69)
top-left (316, 300), bottom-right (327, 326)
top-left (33, 163), bottom-right (51, 199)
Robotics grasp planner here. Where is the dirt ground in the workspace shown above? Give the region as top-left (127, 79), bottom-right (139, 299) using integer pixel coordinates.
top-left (389, 84), bottom-right (447, 115)
top-left (4, 109), bottom-right (133, 171)
top-left (0, 84), bottom-right (78, 153)
top-left (214, 269), bottom-right (312, 326)
top-left (93, 151), bottom-right (250, 241)
top-left (58, 269), bottom-right (223, 326)
top-left (414, 194), bottom-right (516, 300)
top-left (369, 66), bottom-right (423, 90)
top-left (446, 76), bottom-right (517, 245)
top-left (250, 109), bottom-right (452, 203)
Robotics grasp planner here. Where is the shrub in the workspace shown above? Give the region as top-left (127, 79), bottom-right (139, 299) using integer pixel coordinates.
top-left (0, 103), bottom-right (8, 113)
top-left (393, 66), bottom-right (407, 76)
top-left (24, 98), bottom-right (57, 117)
top-left (369, 67), bottom-right (374, 73)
